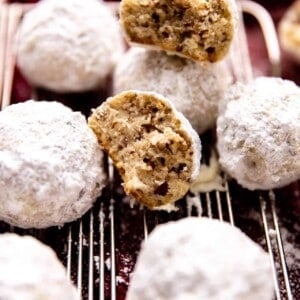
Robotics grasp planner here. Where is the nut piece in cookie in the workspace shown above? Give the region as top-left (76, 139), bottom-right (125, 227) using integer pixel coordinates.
top-left (120, 0), bottom-right (238, 62)
top-left (88, 91), bottom-right (201, 208)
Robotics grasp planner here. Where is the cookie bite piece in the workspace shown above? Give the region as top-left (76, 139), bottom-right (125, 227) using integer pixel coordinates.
top-left (0, 234), bottom-right (77, 300)
top-left (114, 48), bottom-right (232, 134)
top-left (127, 217), bottom-right (274, 300)
top-left (17, 0), bottom-right (124, 93)
top-left (88, 91), bottom-right (201, 208)
top-left (0, 100), bottom-right (106, 228)
top-left (279, 0), bottom-right (300, 64)
top-left (120, 0), bottom-right (238, 62)
top-left (217, 77), bottom-right (300, 190)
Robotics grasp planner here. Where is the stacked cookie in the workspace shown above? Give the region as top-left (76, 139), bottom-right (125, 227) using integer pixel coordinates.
top-left (114, 0), bottom-right (237, 135)
top-left (120, 0), bottom-right (238, 62)
top-left (88, 91), bottom-right (201, 209)
top-left (88, 0), bottom-right (238, 209)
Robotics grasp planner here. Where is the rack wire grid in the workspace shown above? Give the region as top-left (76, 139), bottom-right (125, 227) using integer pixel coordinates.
top-left (0, 1), bottom-right (299, 300)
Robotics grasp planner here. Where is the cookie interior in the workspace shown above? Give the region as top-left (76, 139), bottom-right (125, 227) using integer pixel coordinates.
top-left (120, 0), bottom-right (234, 62)
top-left (89, 91), bottom-right (196, 208)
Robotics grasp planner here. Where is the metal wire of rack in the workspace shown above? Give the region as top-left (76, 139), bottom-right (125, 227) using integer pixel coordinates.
top-left (0, 1), bottom-right (299, 300)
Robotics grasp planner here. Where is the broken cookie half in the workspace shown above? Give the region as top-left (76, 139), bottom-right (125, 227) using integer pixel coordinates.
top-left (88, 91), bottom-right (201, 208)
top-left (120, 0), bottom-right (238, 62)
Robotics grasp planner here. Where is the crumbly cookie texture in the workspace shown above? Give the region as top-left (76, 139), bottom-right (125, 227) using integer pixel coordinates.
top-left (0, 100), bottom-right (106, 228)
top-left (88, 91), bottom-right (201, 208)
top-left (217, 77), bottom-right (300, 190)
top-left (120, 0), bottom-right (237, 62)
top-left (279, 0), bottom-right (300, 63)
top-left (127, 217), bottom-right (274, 300)
top-left (17, 0), bottom-right (124, 93)
top-left (114, 48), bottom-right (232, 134)
top-left (0, 233), bottom-right (77, 300)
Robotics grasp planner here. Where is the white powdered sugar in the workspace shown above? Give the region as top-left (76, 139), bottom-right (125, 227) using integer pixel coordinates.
top-left (0, 100), bottom-right (106, 228)
top-left (17, 0), bottom-right (124, 92)
top-left (190, 150), bottom-right (225, 193)
top-left (217, 77), bottom-right (300, 190)
top-left (113, 48), bottom-right (232, 134)
top-left (127, 217), bottom-right (274, 300)
top-left (0, 233), bottom-right (77, 299)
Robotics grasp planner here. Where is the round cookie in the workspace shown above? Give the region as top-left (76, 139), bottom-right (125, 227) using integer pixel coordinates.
top-left (217, 77), bottom-right (300, 190)
top-left (279, 0), bottom-right (300, 64)
top-left (17, 0), bottom-right (124, 93)
top-left (0, 100), bottom-right (106, 228)
top-left (0, 233), bottom-right (77, 300)
top-left (88, 90), bottom-right (201, 209)
top-left (127, 217), bottom-right (274, 300)
top-left (120, 0), bottom-right (238, 62)
top-left (113, 48), bottom-right (232, 134)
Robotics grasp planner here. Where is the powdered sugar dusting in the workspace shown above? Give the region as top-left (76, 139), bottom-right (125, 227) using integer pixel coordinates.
top-left (127, 217), bottom-right (274, 300)
top-left (0, 100), bottom-right (106, 228)
top-left (114, 48), bottom-right (232, 134)
top-left (217, 77), bottom-right (300, 190)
